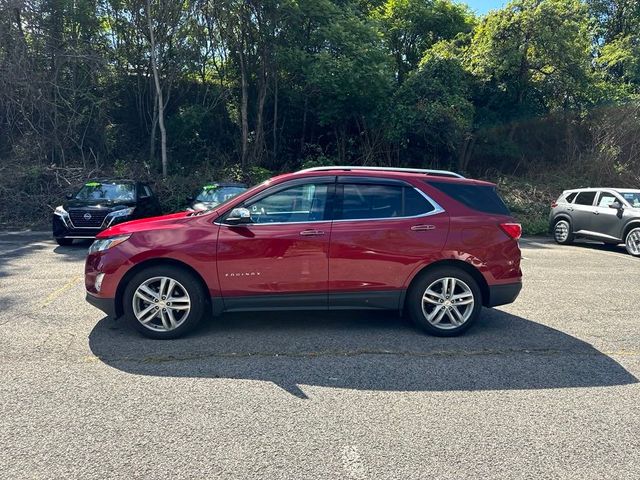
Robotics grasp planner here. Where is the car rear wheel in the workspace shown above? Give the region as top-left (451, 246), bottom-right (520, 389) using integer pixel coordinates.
top-left (407, 267), bottom-right (482, 336)
top-left (123, 265), bottom-right (207, 339)
top-left (624, 227), bottom-right (640, 257)
top-left (553, 219), bottom-right (574, 245)
top-left (55, 238), bottom-right (74, 246)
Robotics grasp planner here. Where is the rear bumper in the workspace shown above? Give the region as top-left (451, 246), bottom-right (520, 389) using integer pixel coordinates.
top-left (487, 281), bottom-right (522, 307)
top-left (86, 292), bottom-right (117, 318)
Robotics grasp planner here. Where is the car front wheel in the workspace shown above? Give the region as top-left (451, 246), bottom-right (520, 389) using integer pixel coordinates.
top-left (625, 227), bottom-right (640, 257)
top-left (553, 219), bottom-right (574, 245)
top-left (123, 265), bottom-right (207, 339)
top-left (407, 267), bottom-right (482, 336)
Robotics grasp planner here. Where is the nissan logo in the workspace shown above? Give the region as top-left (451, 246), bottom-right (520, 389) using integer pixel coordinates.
top-left (84, 213), bottom-right (92, 220)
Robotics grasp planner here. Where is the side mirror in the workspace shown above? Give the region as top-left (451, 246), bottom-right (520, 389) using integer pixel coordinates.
top-left (65, 193), bottom-right (73, 200)
top-left (226, 207), bottom-right (252, 225)
top-left (609, 201), bottom-right (623, 210)
top-left (186, 196), bottom-right (194, 203)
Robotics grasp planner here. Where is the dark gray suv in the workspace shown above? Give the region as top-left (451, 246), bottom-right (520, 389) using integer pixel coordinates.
top-left (549, 188), bottom-right (640, 257)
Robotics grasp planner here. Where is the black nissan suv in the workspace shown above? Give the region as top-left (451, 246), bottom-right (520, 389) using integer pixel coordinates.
top-left (52, 179), bottom-right (162, 246)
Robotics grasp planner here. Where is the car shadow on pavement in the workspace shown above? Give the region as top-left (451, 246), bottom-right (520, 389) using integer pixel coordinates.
top-left (88, 308), bottom-right (638, 398)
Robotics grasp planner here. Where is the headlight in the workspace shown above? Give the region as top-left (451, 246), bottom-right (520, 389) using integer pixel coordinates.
top-left (88, 234), bottom-right (131, 254)
top-left (107, 207), bottom-right (135, 219)
top-left (54, 205), bottom-right (69, 217)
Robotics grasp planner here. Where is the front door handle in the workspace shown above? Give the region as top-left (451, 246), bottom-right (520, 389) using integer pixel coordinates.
top-left (593, 210), bottom-right (599, 215)
top-left (299, 229), bottom-right (325, 236)
top-left (411, 224), bottom-right (436, 231)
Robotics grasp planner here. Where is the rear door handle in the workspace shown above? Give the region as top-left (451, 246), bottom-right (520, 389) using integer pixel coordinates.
top-left (411, 224), bottom-right (436, 231)
top-left (299, 229), bottom-right (325, 236)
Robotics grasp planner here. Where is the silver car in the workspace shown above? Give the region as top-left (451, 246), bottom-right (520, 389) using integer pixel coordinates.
top-left (549, 188), bottom-right (640, 257)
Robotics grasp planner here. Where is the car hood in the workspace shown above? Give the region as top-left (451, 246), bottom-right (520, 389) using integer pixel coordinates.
top-left (65, 199), bottom-right (136, 210)
top-left (97, 211), bottom-right (195, 238)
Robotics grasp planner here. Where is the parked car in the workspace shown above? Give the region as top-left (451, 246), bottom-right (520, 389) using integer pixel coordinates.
top-left (187, 182), bottom-right (247, 211)
top-left (53, 179), bottom-right (162, 246)
top-left (85, 166), bottom-right (522, 339)
top-left (549, 188), bottom-right (640, 257)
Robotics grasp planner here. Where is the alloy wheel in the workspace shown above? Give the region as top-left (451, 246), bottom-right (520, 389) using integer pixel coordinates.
top-left (132, 276), bottom-right (191, 332)
top-left (626, 228), bottom-right (640, 256)
top-left (554, 220), bottom-right (570, 243)
top-left (421, 277), bottom-right (475, 330)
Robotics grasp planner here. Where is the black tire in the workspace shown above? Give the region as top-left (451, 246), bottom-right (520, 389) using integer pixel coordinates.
top-left (553, 218), bottom-right (574, 245)
top-left (55, 238), bottom-right (74, 246)
top-left (406, 267), bottom-right (482, 337)
top-left (123, 265), bottom-right (208, 339)
top-left (624, 227), bottom-right (640, 257)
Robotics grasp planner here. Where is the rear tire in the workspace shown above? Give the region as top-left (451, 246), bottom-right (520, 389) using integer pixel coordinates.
top-left (406, 267), bottom-right (482, 337)
top-left (55, 238), bottom-right (74, 246)
top-left (624, 227), bottom-right (640, 257)
top-left (123, 265), bottom-right (208, 339)
top-left (553, 219), bottom-right (574, 245)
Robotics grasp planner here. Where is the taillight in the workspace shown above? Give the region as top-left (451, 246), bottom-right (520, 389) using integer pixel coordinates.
top-left (551, 202), bottom-right (558, 208)
top-left (500, 223), bottom-right (522, 240)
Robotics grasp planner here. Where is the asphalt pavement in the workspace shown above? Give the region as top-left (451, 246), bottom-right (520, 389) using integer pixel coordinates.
top-left (0, 232), bottom-right (638, 479)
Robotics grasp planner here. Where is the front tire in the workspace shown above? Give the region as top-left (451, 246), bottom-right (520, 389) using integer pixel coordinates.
top-left (553, 219), bottom-right (574, 245)
top-left (123, 265), bottom-right (208, 339)
top-left (406, 267), bottom-right (482, 337)
top-left (55, 238), bottom-right (74, 246)
top-left (624, 227), bottom-right (640, 257)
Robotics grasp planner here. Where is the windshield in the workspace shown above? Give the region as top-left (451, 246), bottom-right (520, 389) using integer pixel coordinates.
top-left (621, 191), bottom-right (640, 208)
top-left (196, 185), bottom-right (246, 204)
top-left (75, 182), bottom-right (135, 201)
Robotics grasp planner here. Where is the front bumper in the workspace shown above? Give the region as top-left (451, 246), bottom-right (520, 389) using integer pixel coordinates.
top-left (487, 281), bottom-right (522, 307)
top-left (86, 292), bottom-right (117, 318)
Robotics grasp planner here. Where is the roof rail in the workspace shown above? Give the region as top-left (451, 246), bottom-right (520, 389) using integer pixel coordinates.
top-left (295, 166), bottom-right (465, 179)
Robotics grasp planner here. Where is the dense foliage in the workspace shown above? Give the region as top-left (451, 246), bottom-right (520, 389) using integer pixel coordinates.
top-left (0, 0), bottom-right (639, 229)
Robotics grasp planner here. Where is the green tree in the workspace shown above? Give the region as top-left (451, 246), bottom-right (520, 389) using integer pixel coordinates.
top-left (375, 0), bottom-right (475, 83)
top-left (389, 50), bottom-right (474, 168)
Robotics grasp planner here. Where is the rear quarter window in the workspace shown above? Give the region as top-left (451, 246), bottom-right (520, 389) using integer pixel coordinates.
top-left (427, 181), bottom-right (511, 215)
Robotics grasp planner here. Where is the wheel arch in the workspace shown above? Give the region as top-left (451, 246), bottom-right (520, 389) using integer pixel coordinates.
top-left (553, 214), bottom-right (572, 227)
top-left (403, 260), bottom-right (490, 309)
top-left (114, 258), bottom-right (210, 318)
top-left (623, 221), bottom-right (640, 241)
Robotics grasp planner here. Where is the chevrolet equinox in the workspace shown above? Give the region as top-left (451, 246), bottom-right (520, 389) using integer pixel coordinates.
top-left (85, 167), bottom-right (522, 339)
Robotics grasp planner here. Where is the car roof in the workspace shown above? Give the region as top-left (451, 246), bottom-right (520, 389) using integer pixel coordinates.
top-left (203, 182), bottom-right (247, 187)
top-left (564, 187), bottom-right (640, 193)
top-left (289, 166), bottom-right (495, 186)
top-left (89, 179), bottom-right (137, 184)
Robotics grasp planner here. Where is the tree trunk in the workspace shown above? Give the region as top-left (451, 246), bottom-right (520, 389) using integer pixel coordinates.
top-left (239, 49), bottom-right (249, 167)
top-left (150, 90), bottom-right (158, 165)
top-left (147, 0), bottom-right (168, 177)
top-left (252, 54), bottom-right (268, 164)
top-left (272, 70), bottom-right (278, 160)
top-left (300, 94), bottom-right (308, 157)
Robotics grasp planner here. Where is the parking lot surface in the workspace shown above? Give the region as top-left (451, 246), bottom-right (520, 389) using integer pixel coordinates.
top-left (0, 232), bottom-right (639, 479)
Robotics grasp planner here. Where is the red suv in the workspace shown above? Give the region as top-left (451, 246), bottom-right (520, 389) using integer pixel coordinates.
top-left (85, 167), bottom-right (522, 339)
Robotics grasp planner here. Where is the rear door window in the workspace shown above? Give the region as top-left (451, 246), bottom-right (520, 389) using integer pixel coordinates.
top-left (574, 191), bottom-right (597, 206)
top-left (427, 181), bottom-right (510, 215)
top-left (338, 184), bottom-right (435, 220)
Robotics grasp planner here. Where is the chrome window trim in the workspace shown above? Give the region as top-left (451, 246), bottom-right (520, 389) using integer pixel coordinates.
top-left (215, 187), bottom-right (445, 226)
top-left (333, 186), bottom-right (445, 223)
